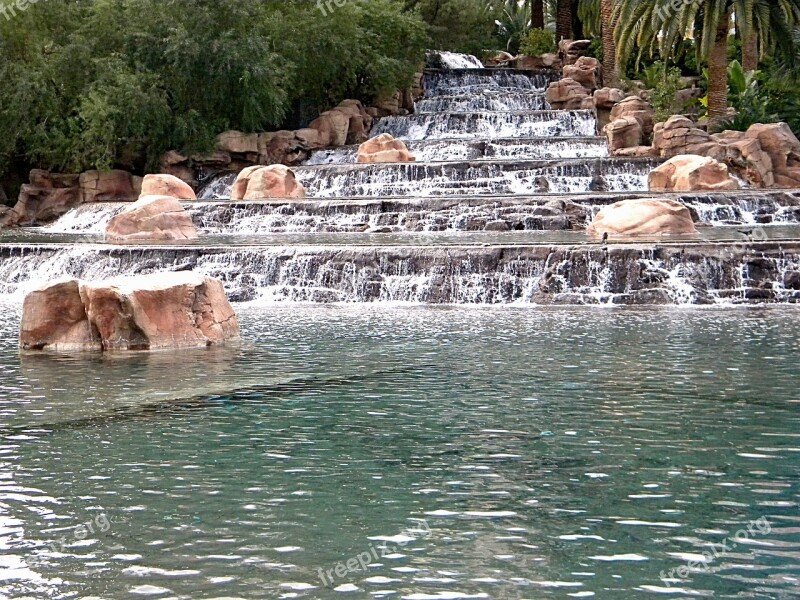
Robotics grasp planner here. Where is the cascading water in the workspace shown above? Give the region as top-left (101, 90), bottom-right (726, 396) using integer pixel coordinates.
top-left (425, 50), bottom-right (484, 69)
top-left (370, 110), bottom-right (598, 140)
top-left (7, 54), bottom-right (800, 305)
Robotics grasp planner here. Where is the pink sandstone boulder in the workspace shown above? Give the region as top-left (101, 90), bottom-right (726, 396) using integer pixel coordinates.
top-left (19, 279), bottom-right (100, 352)
top-left (604, 116), bottom-right (643, 153)
top-left (20, 273), bottom-right (240, 352)
top-left (562, 56), bottom-right (600, 92)
top-left (546, 78), bottom-right (590, 110)
top-left (230, 165), bottom-right (306, 201)
top-left (587, 199), bottom-right (697, 236)
top-left (139, 174), bottom-right (197, 200)
top-left (649, 155), bottom-right (741, 192)
top-left (106, 195), bottom-right (198, 241)
top-left (309, 110), bottom-right (350, 147)
top-left (610, 96), bottom-right (656, 138)
top-left (79, 169), bottom-right (138, 203)
top-left (356, 134), bottom-right (415, 164)
top-left (745, 122), bottom-right (800, 187)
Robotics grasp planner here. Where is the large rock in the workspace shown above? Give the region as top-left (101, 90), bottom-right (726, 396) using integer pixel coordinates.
top-left (20, 273), bottom-right (240, 352)
top-left (357, 134), bottom-right (415, 164)
top-left (258, 130), bottom-right (311, 166)
top-left (713, 131), bottom-right (774, 188)
top-left (588, 199), bottom-right (697, 236)
top-left (309, 110), bottom-right (350, 147)
top-left (610, 96), bottom-right (656, 139)
top-left (558, 39), bottom-right (592, 66)
top-left (594, 87), bottom-right (625, 110)
top-left (106, 195), bottom-right (198, 241)
top-left (19, 279), bottom-right (100, 352)
top-left (5, 170), bottom-right (81, 226)
top-left (546, 78), bottom-right (590, 110)
top-left (605, 116), bottom-right (643, 153)
top-left (652, 115), bottom-right (723, 159)
top-left (484, 51), bottom-right (514, 66)
top-left (745, 122), bottom-right (800, 187)
top-left (216, 130), bottom-right (259, 155)
top-left (649, 155), bottom-right (741, 192)
top-left (230, 165), bottom-right (305, 200)
top-left (140, 174), bottom-right (197, 200)
top-left (562, 56), bottom-right (600, 92)
top-left (79, 170), bottom-right (138, 203)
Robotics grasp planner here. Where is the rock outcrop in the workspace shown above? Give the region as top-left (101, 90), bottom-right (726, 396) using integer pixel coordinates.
top-left (356, 134), bottom-right (415, 164)
top-left (604, 116), bottom-right (643, 153)
top-left (649, 155), bottom-right (741, 192)
top-left (562, 56), bottom-right (600, 92)
top-left (610, 96), bottom-right (655, 139)
top-left (546, 78), bottom-right (591, 110)
top-left (3, 171), bottom-right (81, 226)
top-left (652, 115), bottom-right (722, 159)
top-left (745, 122), bottom-right (800, 187)
top-left (106, 195), bottom-right (198, 241)
top-left (20, 273), bottom-right (240, 352)
top-left (79, 170), bottom-right (140, 203)
top-left (588, 198), bottom-right (697, 236)
top-left (140, 174), bottom-right (197, 200)
top-left (230, 165), bottom-right (305, 201)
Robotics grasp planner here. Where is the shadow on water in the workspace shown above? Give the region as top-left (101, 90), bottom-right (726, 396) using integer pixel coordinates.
top-left (1, 350), bottom-right (426, 435)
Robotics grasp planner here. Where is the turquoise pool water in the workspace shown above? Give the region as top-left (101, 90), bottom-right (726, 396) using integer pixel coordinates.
top-left (0, 304), bottom-right (798, 599)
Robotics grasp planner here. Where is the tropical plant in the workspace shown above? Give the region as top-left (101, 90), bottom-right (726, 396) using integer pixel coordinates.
top-left (718, 60), bottom-right (778, 131)
top-left (641, 61), bottom-right (685, 121)
top-left (614, 0), bottom-right (800, 125)
top-left (520, 28), bottom-right (557, 56)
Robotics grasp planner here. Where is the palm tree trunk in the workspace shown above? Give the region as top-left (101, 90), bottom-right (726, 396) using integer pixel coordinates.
top-left (531, 0), bottom-right (544, 29)
top-left (707, 11), bottom-right (731, 126)
top-left (601, 0), bottom-right (618, 86)
top-left (556, 0), bottom-right (572, 42)
top-left (742, 32), bottom-right (758, 72)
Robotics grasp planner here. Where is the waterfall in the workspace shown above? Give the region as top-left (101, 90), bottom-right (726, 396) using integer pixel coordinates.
top-left (1, 243), bottom-right (799, 305)
top-left (425, 50), bottom-right (484, 69)
top-left (416, 91), bottom-right (551, 113)
top-left (371, 110), bottom-right (598, 140)
top-left (5, 60), bottom-right (800, 306)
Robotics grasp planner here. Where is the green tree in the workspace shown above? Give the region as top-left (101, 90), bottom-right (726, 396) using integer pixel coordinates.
top-left (614, 0), bottom-right (800, 125)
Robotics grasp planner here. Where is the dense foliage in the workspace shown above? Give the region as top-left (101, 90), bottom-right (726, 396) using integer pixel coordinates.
top-left (3, 0), bottom-right (800, 202)
top-left (0, 0), bottom-right (427, 183)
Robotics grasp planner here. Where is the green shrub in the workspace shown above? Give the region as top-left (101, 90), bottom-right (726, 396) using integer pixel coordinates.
top-left (519, 28), bottom-right (556, 57)
top-left (640, 62), bottom-right (685, 122)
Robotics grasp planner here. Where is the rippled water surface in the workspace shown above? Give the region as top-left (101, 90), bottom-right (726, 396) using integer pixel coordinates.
top-left (0, 304), bottom-right (799, 599)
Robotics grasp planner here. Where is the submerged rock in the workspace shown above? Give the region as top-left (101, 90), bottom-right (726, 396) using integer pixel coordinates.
top-left (140, 174), bottom-right (197, 200)
top-left (20, 273), bottom-right (240, 352)
top-left (649, 155), bottom-right (740, 192)
top-left (230, 165), bottom-right (306, 200)
top-left (356, 134), bottom-right (415, 164)
top-left (587, 198), bottom-right (697, 236)
top-left (106, 195), bottom-right (198, 241)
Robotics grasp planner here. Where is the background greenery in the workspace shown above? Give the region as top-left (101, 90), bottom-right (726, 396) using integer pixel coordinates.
top-left (1, 0), bottom-right (800, 204)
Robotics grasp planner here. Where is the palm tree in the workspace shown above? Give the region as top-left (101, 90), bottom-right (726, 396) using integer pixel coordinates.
top-left (614, 0), bottom-right (800, 125)
top-left (556, 0), bottom-right (572, 41)
top-left (531, 0), bottom-right (545, 29)
top-left (601, 0), bottom-right (618, 86)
